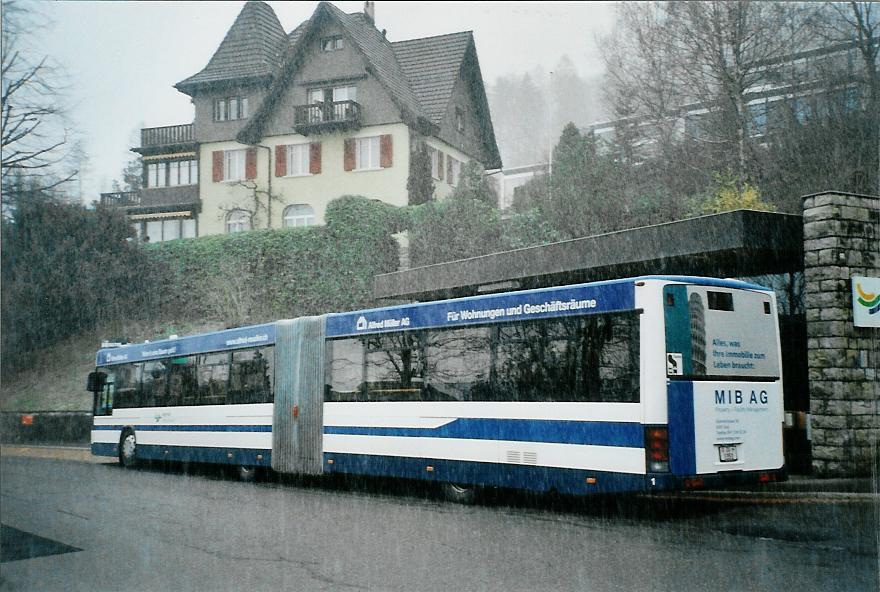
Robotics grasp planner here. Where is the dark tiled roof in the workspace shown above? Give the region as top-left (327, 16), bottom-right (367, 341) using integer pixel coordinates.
top-left (176, 1), bottom-right (286, 93)
top-left (287, 21), bottom-right (308, 52)
top-left (392, 32), bottom-right (472, 125)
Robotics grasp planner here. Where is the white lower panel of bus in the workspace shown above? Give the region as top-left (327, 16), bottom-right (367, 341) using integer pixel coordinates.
top-left (324, 435), bottom-right (646, 474)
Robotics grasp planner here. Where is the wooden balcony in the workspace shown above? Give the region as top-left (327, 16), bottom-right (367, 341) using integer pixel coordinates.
top-left (139, 124), bottom-right (195, 149)
top-left (100, 191), bottom-right (141, 207)
top-left (100, 185), bottom-right (200, 214)
top-left (293, 100), bottom-right (361, 135)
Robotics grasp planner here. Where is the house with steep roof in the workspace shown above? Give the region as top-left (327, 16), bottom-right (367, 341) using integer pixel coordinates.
top-left (100, 1), bottom-right (501, 241)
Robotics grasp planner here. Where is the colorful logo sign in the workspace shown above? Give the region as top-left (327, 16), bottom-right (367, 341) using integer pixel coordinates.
top-left (852, 276), bottom-right (880, 328)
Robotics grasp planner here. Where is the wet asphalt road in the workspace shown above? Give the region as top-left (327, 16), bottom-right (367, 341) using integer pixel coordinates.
top-left (1, 455), bottom-right (877, 592)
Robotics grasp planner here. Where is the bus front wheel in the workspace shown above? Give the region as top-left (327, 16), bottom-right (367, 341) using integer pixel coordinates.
top-left (119, 430), bottom-right (137, 468)
top-left (443, 482), bottom-right (476, 504)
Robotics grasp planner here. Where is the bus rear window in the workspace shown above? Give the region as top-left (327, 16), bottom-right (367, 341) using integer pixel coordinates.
top-left (664, 285), bottom-right (779, 380)
top-left (707, 291), bottom-right (734, 311)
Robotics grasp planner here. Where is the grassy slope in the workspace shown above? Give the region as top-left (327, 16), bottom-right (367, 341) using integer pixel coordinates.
top-left (0, 320), bottom-right (224, 412)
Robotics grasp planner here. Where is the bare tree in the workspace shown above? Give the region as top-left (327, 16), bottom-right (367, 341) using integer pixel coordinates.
top-left (1, 1), bottom-right (78, 195)
top-left (600, 2), bottom-right (685, 164)
top-left (218, 180), bottom-right (284, 229)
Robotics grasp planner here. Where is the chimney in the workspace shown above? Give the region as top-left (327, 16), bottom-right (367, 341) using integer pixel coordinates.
top-left (364, 1), bottom-right (375, 23)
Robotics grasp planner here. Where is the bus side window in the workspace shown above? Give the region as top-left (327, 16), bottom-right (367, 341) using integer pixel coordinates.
top-left (114, 363), bottom-right (142, 408)
top-left (198, 353), bottom-right (230, 406)
top-left (229, 348), bottom-right (274, 404)
top-left (93, 371), bottom-right (114, 416)
top-left (142, 360), bottom-right (168, 407)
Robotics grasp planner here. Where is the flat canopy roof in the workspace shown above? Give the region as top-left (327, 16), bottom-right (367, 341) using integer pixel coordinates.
top-left (374, 210), bottom-right (804, 301)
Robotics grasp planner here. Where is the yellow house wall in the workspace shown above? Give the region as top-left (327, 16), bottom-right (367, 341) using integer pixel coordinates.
top-left (423, 137), bottom-right (477, 201)
top-left (197, 123), bottom-right (411, 236)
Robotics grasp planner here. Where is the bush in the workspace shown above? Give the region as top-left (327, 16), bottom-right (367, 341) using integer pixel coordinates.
top-left (146, 196), bottom-right (402, 326)
top-left (1, 187), bottom-right (153, 372)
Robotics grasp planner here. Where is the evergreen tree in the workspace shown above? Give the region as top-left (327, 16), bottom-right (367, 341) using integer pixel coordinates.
top-left (406, 143), bottom-right (434, 206)
top-left (451, 160), bottom-right (497, 207)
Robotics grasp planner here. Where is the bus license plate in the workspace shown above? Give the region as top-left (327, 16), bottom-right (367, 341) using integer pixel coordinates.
top-left (718, 445), bottom-right (738, 462)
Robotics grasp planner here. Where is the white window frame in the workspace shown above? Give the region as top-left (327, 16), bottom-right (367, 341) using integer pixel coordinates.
top-left (189, 159), bottom-right (199, 184)
top-left (430, 148), bottom-right (441, 181)
top-left (322, 36), bottom-right (344, 51)
top-left (215, 99), bottom-right (227, 122)
top-left (225, 210), bottom-right (251, 234)
top-left (282, 204), bottom-right (315, 228)
top-left (355, 136), bottom-right (380, 171)
top-left (147, 163), bottom-right (166, 188)
top-left (223, 150), bottom-right (247, 182)
top-left (168, 161), bottom-right (181, 187)
top-left (332, 85), bottom-right (356, 102)
top-left (215, 97), bottom-right (248, 121)
top-left (449, 157), bottom-right (461, 186)
top-left (285, 143), bottom-right (311, 177)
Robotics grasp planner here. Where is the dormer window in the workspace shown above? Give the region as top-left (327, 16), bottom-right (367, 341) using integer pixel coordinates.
top-left (214, 96), bottom-right (249, 122)
top-left (321, 36), bottom-right (344, 51)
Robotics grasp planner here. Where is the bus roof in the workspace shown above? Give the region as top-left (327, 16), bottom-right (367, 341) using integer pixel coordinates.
top-left (95, 276), bottom-right (770, 366)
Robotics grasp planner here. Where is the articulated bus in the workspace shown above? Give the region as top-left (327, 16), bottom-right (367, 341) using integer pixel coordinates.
top-left (88, 276), bottom-right (786, 499)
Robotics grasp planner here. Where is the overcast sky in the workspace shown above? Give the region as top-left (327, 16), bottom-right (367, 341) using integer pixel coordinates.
top-left (29, 1), bottom-right (617, 201)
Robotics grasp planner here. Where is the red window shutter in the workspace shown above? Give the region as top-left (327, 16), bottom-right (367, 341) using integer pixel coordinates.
top-left (309, 142), bottom-right (322, 174)
top-left (275, 145), bottom-right (287, 177)
top-left (245, 147), bottom-right (257, 180)
top-left (437, 152), bottom-right (445, 182)
top-left (212, 151), bottom-right (224, 182)
top-left (380, 134), bottom-right (393, 168)
top-left (343, 139), bottom-right (355, 171)
top-left (447, 156), bottom-right (454, 185)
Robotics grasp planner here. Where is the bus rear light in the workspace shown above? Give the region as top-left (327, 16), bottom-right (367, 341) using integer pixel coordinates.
top-left (758, 472), bottom-right (776, 483)
top-left (645, 426), bottom-right (669, 473)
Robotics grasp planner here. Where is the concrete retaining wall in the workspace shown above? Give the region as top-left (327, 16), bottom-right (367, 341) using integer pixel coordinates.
top-left (0, 411), bottom-right (92, 445)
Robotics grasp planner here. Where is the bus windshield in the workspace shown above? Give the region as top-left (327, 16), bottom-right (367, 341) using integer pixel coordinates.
top-left (664, 284), bottom-right (780, 380)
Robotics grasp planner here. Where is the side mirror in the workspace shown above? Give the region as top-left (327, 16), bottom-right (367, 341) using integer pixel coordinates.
top-left (87, 371), bottom-right (107, 392)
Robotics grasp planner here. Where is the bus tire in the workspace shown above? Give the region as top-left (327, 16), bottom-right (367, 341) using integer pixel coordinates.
top-left (443, 482), bottom-right (476, 504)
top-left (236, 465), bottom-right (257, 482)
top-left (119, 430), bottom-right (137, 468)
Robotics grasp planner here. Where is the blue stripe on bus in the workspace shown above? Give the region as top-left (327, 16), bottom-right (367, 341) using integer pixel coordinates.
top-left (322, 453), bottom-right (647, 495)
top-left (667, 381), bottom-right (697, 475)
top-left (93, 418), bottom-right (642, 447)
top-left (92, 424), bottom-right (272, 432)
top-left (325, 419), bottom-right (643, 447)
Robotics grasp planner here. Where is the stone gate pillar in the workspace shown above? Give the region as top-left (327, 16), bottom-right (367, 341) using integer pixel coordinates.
top-left (803, 192), bottom-right (879, 476)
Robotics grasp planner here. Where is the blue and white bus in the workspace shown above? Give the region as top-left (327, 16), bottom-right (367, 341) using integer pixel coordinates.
top-left (89, 276), bottom-right (786, 499)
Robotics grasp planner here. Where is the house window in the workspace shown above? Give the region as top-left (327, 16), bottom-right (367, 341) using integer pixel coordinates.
top-left (141, 218), bottom-right (196, 243)
top-left (430, 148), bottom-right (443, 181)
top-left (447, 156), bottom-right (461, 186)
top-left (356, 136), bottom-right (380, 170)
top-left (215, 96), bottom-right (249, 122)
top-left (332, 86), bottom-right (356, 102)
top-left (285, 144), bottom-right (311, 177)
top-left (321, 36), bottom-right (344, 51)
top-left (223, 150), bottom-right (247, 182)
top-left (226, 210), bottom-right (251, 234)
top-left (283, 204), bottom-right (315, 228)
top-left (167, 159), bottom-right (198, 186)
top-left (146, 163), bottom-right (165, 188)
top-left (455, 107), bottom-right (465, 133)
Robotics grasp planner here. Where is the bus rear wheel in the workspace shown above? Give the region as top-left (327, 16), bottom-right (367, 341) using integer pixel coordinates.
top-left (443, 482), bottom-right (476, 504)
top-left (119, 430), bottom-right (137, 468)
